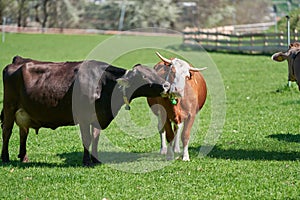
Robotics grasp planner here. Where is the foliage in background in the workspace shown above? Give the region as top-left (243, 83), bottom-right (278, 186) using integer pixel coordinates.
top-left (0, 0), bottom-right (299, 31)
top-left (276, 7), bottom-right (300, 33)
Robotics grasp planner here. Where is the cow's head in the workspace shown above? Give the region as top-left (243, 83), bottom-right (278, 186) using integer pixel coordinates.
top-left (155, 52), bottom-right (206, 98)
top-left (272, 42), bottom-right (300, 89)
top-left (117, 64), bottom-right (170, 100)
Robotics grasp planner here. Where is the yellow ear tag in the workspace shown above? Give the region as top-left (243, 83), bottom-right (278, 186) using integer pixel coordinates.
top-left (277, 56), bottom-right (283, 61)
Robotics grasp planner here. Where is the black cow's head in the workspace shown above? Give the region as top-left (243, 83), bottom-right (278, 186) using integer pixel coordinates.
top-left (117, 64), bottom-right (170, 100)
top-left (272, 42), bottom-right (300, 90)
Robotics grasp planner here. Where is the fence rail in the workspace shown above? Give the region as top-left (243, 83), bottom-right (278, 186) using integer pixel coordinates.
top-left (183, 30), bottom-right (300, 54)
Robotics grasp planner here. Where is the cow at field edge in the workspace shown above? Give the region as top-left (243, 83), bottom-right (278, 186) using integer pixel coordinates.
top-left (272, 42), bottom-right (300, 89)
top-left (147, 52), bottom-right (207, 161)
top-left (1, 56), bottom-right (170, 166)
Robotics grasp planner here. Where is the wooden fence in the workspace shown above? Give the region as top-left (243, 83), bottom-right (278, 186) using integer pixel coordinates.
top-left (183, 30), bottom-right (300, 54)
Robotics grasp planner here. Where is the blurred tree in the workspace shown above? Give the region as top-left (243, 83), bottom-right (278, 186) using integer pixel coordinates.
top-left (34, 0), bottom-right (49, 28)
top-left (276, 8), bottom-right (300, 32)
top-left (128, 0), bottom-right (179, 29)
top-left (16, 0), bottom-right (29, 27)
top-left (233, 0), bottom-right (272, 25)
top-left (0, 0), bottom-right (284, 31)
top-left (81, 0), bottom-right (179, 30)
top-left (0, 0), bottom-right (14, 24)
top-left (80, 1), bottom-right (120, 30)
top-left (34, 0), bottom-right (84, 29)
top-left (176, 0), bottom-right (272, 28)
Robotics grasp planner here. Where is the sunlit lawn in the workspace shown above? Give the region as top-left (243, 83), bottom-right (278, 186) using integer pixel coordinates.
top-left (0, 33), bottom-right (299, 199)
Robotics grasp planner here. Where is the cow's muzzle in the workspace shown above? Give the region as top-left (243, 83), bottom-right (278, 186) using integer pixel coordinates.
top-left (161, 81), bottom-right (170, 95)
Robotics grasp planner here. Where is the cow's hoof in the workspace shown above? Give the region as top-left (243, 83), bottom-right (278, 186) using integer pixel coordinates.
top-left (91, 156), bottom-right (102, 165)
top-left (160, 147), bottom-right (167, 155)
top-left (166, 153), bottom-right (174, 160)
top-left (22, 155), bottom-right (29, 163)
top-left (82, 162), bottom-right (94, 167)
top-left (174, 147), bottom-right (181, 153)
top-left (1, 154), bottom-right (10, 163)
top-left (1, 158), bottom-right (10, 163)
top-left (182, 156), bottom-right (190, 162)
top-left (18, 154), bottom-right (29, 163)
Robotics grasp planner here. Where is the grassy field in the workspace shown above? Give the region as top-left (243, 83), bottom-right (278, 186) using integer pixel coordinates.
top-left (0, 33), bottom-right (300, 199)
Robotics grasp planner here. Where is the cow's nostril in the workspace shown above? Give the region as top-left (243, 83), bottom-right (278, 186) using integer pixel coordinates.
top-left (163, 82), bottom-right (170, 91)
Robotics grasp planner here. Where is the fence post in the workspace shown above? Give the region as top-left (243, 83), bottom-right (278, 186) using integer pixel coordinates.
top-left (286, 16), bottom-right (292, 87)
top-left (286, 15), bottom-right (290, 46)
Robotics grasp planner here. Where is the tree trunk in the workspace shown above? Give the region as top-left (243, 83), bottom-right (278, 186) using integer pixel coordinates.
top-left (17, 0), bottom-right (26, 27)
top-left (41, 0), bottom-right (49, 29)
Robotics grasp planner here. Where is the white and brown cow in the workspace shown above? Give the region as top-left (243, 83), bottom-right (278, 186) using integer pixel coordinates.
top-left (147, 52), bottom-right (207, 161)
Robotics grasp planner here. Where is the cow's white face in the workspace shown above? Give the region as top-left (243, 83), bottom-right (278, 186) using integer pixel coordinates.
top-left (167, 58), bottom-right (191, 97)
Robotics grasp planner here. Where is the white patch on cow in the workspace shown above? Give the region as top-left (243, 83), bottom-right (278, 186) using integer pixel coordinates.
top-left (169, 58), bottom-right (191, 97)
top-left (182, 143), bottom-right (190, 161)
top-left (160, 131), bottom-right (167, 154)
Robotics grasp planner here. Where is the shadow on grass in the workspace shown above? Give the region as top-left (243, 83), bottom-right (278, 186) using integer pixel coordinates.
top-left (0, 160), bottom-right (60, 168)
top-left (0, 151), bottom-right (156, 168)
top-left (189, 145), bottom-right (300, 161)
top-left (268, 133), bottom-right (300, 143)
top-left (58, 151), bottom-right (145, 166)
top-left (281, 100), bottom-right (300, 105)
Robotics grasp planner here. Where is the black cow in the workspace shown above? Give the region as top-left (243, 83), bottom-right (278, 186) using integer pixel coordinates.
top-left (1, 56), bottom-right (170, 166)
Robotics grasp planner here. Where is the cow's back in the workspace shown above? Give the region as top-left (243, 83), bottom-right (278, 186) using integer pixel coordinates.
top-left (2, 58), bottom-right (83, 130)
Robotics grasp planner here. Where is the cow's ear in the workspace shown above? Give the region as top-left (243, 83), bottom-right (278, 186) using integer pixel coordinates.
top-left (271, 52), bottom-right (288, 62)
top-left (116, 77), bottom-right (130, 88)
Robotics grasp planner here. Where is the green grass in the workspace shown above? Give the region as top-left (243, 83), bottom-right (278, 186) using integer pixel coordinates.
top-left (0, 33), bottom-right (300, 199)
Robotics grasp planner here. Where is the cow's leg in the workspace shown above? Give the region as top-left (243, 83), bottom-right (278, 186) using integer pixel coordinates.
top-left (160, 131), bottom-right (167, 154)
top-left (173, 123), bottom-right (183, 153)
top-left (91, 126), bottom-right (101, 164)
top-left (166, 141), bottom-right (174, 161)
top-left (158, 110), bottom-right (167, 154)
top-left (18, 127), bottom-right (29, 162)
top-left (181, 116), bottom-right (196, 161)
top-left (164, 121), bottom-right (175, 160)
top-left (79, 124), bottom-right (92, 166)
top-left (1, 109), bottom-right (15, 163)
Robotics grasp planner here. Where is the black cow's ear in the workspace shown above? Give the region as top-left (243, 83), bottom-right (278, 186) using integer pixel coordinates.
top-left (271, 52), bottom-right (289, 62)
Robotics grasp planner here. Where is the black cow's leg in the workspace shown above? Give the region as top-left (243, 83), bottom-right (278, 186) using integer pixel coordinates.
top-left (79, 124), bottom-right (92, 166)
top-left (18, 128), bottom-right (29, 162)
top-left (1, 109), bottom-right (15, 163)
top-left (91, 127), bottom-right (101, 164)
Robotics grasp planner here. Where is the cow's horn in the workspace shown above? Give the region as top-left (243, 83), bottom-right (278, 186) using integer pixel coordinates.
top-left (189, 67), bottom-right (207, 71)
top-left (155, 52), bottom-right (172, 64)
